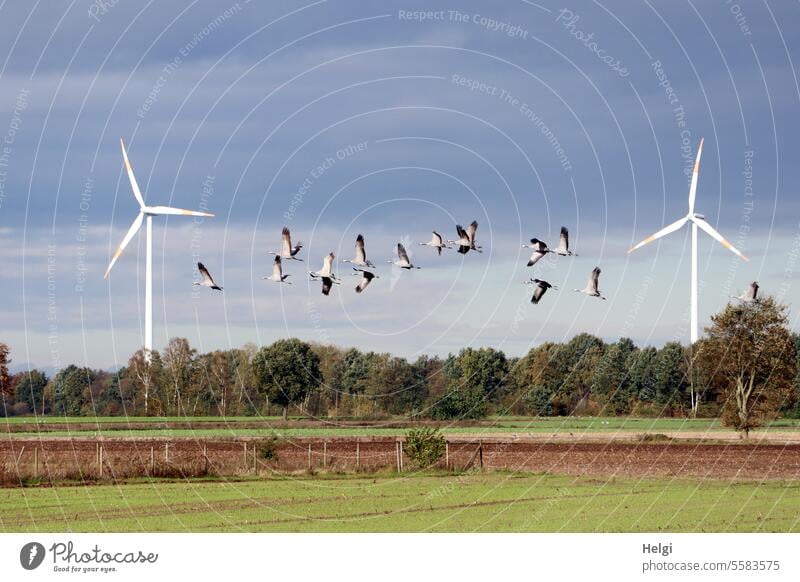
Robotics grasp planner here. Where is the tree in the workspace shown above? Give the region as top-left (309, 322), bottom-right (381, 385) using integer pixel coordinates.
top-left (252, 339), bottom-right (322, 420)
top-left (697, 298), bottom-right (796, 436)
top-left (591, 338), bottom-right (636, 414)
top-left (0, 343), bottom-right (13, 416)
top-left (163, 337), bottom-right (196, 416)
top-left (627, 346), bottom-right (658, 405)
top-left (328, 348), bottom-right (372, 414)
top-left (430, 348), bottom-right (508, 419)
top-left (509, 343), bottom-right (562, 416)
top-left (552, 334), bottom-right (605, 414)
top-left (367, 356), bottom-right (423, 416)
top-left (127, 349), bottom-right (162, 416)
top-left (51, 365), bottom-right (95, 416)
top-left (13, 369), bottom-right (48, 414)
top-left (654, 342), bottom-right (688, 413)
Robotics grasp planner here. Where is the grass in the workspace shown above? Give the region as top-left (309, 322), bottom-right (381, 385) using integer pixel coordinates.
top-left (3, 416), bottom-right (799, 439)
top-left (1, 472), bottom-right (798, 532)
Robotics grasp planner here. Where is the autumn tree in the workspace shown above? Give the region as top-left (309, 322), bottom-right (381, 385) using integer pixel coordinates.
top-left (0, 343), bottom-right (12, 416)
top-left (697, 298), bottom-right (797, 436)
top-left (127, 349), bottom-right (162, 416)
top-left (13, 369), bottom-right (48, 415)
top-left (252, 339), bottom-right (322, 420)
top-left (163, 337), bottom-right (196, 416)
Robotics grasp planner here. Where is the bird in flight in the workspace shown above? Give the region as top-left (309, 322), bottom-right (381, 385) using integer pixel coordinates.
top-left (554, 226), bottom-right (578, 256)
top-left (449, 221), bottom-right (483, 254)
top-left (343, 234), bottom-right (376, 268)
top-left (418, 231), bottom-right (450, 255)
top-left (731, 281), bottom-right (759, 303)
top-left (575, 266), bottom-right (605, 300)
top-left (388, 243), bottom-right (420, 269)
top-left (524, 278), bottom-right (556, 304)
top-left (194, 262), bottom-right (223, 291)
top-left (522, 238), bottom-right (552, 267)
top-left (263, 255), bottom-right (291, 284)
top-left (270, 227), bottom-right (303, 261)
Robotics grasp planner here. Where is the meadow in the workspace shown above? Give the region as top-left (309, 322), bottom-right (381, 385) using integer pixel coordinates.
top-left (4, 415), bottom-right (800, 439)
top-left (1, 472), bottom-right (798, 533)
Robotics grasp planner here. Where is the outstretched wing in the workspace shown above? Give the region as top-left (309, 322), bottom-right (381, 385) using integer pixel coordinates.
top-left (198, 262), bottom-right (216, 286)
top-left (559, 227), bottom-right (569, 252)
top-left (281, 227), bottom-right (292, 256)
top-left (431, 231), bottom-right (443, 246)
top-left (272, 255), bottom-right (283, 279)
top-left (397, 243), bottom-right (411, 264)
top-left (747, 281), bottom-right (759, 301)
top-left (590, 267), bottom-right (601, 293)
top-left (355, 269), bottom-right (375, 293)
top-left (531, 283), bottom-right (548, 304)
top-left (467, 221), bottom-right (478, 243)
top-left (321, 276), bottom-right (333, 296)
top-left (355, 234), bottom-right (367, 264)
top-left (455, 224), bottom-right (467, 240)
top-left (527, 251), bottom-right (545, 267)
top-left (321, 252), bottom-right (335, 276)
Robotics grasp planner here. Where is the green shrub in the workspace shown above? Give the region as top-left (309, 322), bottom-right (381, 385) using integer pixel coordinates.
top-left (404, 427), bottom-right (446, 469)
top-left (259, 437), bottom-right (280, 461)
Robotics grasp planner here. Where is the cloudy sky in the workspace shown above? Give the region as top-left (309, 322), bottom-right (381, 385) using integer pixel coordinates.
top-left (1, 0), bottom-right (799, 371)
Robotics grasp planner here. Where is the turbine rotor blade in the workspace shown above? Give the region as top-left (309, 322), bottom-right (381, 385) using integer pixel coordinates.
top-left (120, 138), bottom-right (145, 208)
top-left (628, 217), bottom-right (688, 254)
top-left (692, 215), bottom-right (749, 261)
top-left (104, 211), bottom-right (144, 278)
top-left (145, 206), bottom-right (214, 217)
top-left (688, 138), bottom-right (704, 214)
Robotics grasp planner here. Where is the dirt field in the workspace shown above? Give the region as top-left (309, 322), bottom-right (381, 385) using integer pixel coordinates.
top-left (2, 436), bottom-right (799, 483)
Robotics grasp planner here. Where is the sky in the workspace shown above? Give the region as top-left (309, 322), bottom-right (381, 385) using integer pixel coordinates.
top-left (1, 0), bottom-right (799, 372)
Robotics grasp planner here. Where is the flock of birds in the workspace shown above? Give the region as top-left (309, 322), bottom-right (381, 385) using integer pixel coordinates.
top-left (192, 222), bottom-right (619, 304)
top-left (192, 222), bottom-right (762, 306)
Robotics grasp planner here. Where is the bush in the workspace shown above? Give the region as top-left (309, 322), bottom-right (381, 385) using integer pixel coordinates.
top-left (258, 437), bottom-right (280, 461)
top-left (404, 427), bottom-right (446, 469)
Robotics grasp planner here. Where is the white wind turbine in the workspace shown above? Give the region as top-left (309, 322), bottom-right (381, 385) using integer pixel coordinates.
top-left (104, 138), bottom-right (215, 357)
top-left (628, 138), bottom-right (748, 344)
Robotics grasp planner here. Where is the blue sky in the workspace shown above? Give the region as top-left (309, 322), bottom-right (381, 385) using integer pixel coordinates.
top-left (1, 0), bottom-right (799, 371)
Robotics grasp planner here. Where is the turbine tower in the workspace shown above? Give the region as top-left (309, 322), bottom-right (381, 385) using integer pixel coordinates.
top-left (104, 138), bottom-right (214, 358)
top-left (628, 138), bottom-right (748, 344)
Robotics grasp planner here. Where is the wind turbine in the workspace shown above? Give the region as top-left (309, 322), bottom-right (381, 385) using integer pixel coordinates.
top-left (628, 138), bottom-right (748, 343)
top-left (104, 138), bottom-right (215, 357)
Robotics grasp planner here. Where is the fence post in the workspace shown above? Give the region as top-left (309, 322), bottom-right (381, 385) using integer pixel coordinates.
top-left (323, 441), bottom-right (327, 468)
top-left (399, 440), bottom-right (404, 472)
top-left (479, 441), bottom-right (483, 470)
top-left (34, 447), bottom-right (39, 478)
top-left (356, 441), bottom-right (360, 470)
top-left (99, 445), bottom-right (103, 478)
top-left (395, 441), bottom-right (401, 472)
top-left (203, 445), bottom-right (208, 474)
top-left (253, 445), bottom-right (257, 473)
top-left (164, 442), bottom-right (169, 464)
top-left (307, 443), bottom-right (312, 470)
top-left (243, 442), bottom-right (247, 469)
top-left (445, 441), bottom-right (449, 470)
top-left (150, 446), bottom-right (155, 475)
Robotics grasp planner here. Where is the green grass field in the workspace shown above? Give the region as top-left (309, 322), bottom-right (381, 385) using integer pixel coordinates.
top-left (4, 416), bottom-right (799, 438)
top-left (2, 472), bottom-right (798, 532)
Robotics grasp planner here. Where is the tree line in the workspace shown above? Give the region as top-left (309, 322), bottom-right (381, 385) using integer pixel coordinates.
top-left (2, 298), bottom-right (798, 431)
